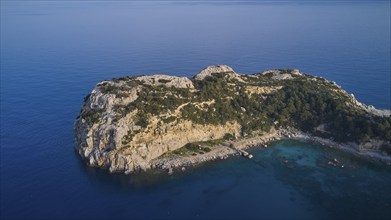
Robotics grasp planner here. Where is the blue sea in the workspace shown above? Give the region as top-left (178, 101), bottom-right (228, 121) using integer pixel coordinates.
top-left (1, 1), bottom-right (390, 219)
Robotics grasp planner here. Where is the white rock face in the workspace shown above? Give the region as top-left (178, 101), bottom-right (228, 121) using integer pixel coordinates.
top-left (74, 82), bottom-right (140, 170)
top-left (74, 72), bottom-right (241, 173)
top-left (261, 69), bottom-right (302, 80)
top-left (291, 69), bottom-right (302, 76)
top-left (349, 94), bottom-right (391, 117)
top-left (194, 65), bottom-right (240, 80)
top-left (136, 74), bottom-right (194, 89)
top-left (75, 99), bottom-right (241, 173)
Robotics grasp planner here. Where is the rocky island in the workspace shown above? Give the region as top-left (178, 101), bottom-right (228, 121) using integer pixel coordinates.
top-left (74, 65), bottom-right (391, 174)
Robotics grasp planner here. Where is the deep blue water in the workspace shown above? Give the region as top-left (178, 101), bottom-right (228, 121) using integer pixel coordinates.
top-left (1, 1), bottom-right (390, 219)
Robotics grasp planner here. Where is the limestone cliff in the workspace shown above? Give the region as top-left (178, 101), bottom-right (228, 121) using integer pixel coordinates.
top-left (74, 65), bottom-right (391, 173)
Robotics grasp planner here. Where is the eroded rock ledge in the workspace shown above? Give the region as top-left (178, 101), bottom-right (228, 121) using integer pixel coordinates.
top-left (74, 65), bottom-right (391, 174)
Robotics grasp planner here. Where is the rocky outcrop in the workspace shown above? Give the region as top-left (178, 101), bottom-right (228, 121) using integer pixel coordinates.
top-left (194, 64), bottom-right (243, 81)
top-left (74, 82), bottom-right (139, 169)
top-left (74, 65), bottom-right (391, 174)
top-left (75, 111), bottom-right (240, 173)
top-left (349, 94), bottom-right (391, 117)
top-left (74, 67), bottom-right (243, 173)
top-left (245, 86), bottom-right (282, 96)
top-left (136, 74), bottom-right (194, 89)
top-left (261, 69), bottom-right (303, 80)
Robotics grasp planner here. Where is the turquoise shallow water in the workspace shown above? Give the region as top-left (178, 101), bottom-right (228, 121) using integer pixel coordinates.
top-left (252, 140), bottom-right (391, 219)
top-left (71, 140), bottom-right (391, 219)
top-left (1, 1), bottom-right (390, 219)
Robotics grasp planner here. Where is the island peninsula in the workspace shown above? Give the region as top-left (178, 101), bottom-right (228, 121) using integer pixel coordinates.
top-left (74, 65), bottom-right (391, 174)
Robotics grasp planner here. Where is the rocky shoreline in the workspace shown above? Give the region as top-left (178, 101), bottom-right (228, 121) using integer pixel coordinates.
top-left (150, 128), bottom-right (290, 175)
top-left (151, 128), bottom-right (391, 175)
top-left (296, 134), bottom-right (391, 163)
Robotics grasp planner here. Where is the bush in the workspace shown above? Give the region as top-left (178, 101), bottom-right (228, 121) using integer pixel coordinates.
top-left (158, 79), bottom-right (171, 83)
top-left (224, 133), bottom-right (235, 140)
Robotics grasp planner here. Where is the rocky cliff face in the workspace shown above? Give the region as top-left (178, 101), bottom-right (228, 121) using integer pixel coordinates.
top-left (74, 65), bottom-right (391, 174)
top-left (74, 67), bottom-right (244, 173)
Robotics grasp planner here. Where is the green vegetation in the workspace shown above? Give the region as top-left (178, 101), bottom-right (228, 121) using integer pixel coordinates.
top-left (223, 133), bottom-right (235, 140)
top-left (158, 79), bottom-right (172, 83)
top-left (99, 83), bottom-right (116, 94)
top-left (116, 84), bottom-right (190, 117)
top-left (80, 109), bottom-right (103, 125)
top-left (164, 139), bottom-right (227, 157)
top-left (265, 79), bottom-right (391, 143)
top-left (161, 116), bottom-right (177, 124)
top-left (121, 130), bottom-right (134, 146)
top-left (85, 72), bottom-right (391, 154)
top-left (134, 114), bottom-right (148, 128)
top-left (187, 74), bottom-right (390, 144)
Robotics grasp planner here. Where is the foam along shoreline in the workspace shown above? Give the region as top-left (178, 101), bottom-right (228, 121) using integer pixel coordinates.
top-left (151, 128), bottom-right (391, 175)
